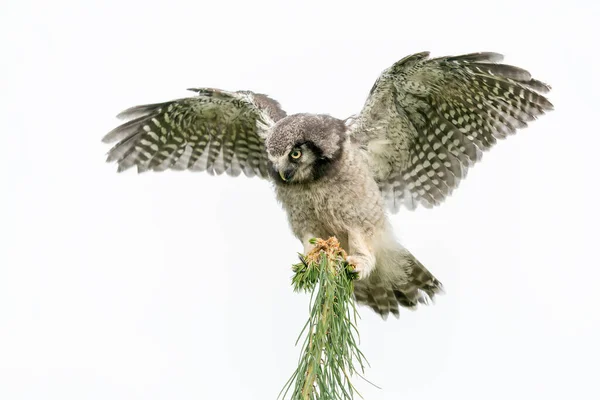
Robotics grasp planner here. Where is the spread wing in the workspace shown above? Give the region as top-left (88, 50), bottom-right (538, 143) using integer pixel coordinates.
top-left (102, 89), bottom-right (286, 178)
top-left (350, 52), bottom-right (553, 211)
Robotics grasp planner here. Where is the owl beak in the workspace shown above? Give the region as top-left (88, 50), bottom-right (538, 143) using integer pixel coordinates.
top-left (278, 166), bottom-right (295, 182)
top-left (279, 169), bottom-right (288, 182)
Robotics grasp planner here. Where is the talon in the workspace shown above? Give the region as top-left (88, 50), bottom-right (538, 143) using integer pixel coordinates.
top-left (298, 254), bottom-right (309, 267)
top-left (347, 255), bottom-right (369, 280)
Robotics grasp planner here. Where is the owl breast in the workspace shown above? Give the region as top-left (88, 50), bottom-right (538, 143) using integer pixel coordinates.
top-left (275, 149), bottom-right (386, 247)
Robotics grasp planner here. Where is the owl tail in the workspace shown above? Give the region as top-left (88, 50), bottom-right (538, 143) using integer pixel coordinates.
top-left (353, 246), bottom-right (443, 319)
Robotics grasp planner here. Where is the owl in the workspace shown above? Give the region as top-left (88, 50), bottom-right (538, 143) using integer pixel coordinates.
top-left (103, 52), bottom-right (552, 318)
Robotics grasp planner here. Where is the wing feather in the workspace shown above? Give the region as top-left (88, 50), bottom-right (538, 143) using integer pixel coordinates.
top-left (102, 89), bottom-right (286, 178)
top-left (351, 52), bottom-right (553, 211)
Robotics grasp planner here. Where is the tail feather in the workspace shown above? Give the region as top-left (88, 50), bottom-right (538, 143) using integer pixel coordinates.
top-left (353, 247), bottom-right (443, 319)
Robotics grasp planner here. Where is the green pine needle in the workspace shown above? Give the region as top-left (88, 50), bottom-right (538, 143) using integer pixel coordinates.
top-left (279, 237), bottom-right (370, 400)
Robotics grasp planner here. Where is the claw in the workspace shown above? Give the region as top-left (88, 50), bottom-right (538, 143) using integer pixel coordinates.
top-left (347, 255), bottom-right (368, 280)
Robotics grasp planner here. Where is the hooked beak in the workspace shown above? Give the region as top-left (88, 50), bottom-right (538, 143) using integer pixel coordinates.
top-left (278, 166), bottom-right (295, 182)
top-left (279, 169), bottom-right (288, 182)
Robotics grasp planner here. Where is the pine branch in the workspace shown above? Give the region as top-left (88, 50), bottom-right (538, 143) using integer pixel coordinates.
top-left (279, 237), bottom-right (370, 400)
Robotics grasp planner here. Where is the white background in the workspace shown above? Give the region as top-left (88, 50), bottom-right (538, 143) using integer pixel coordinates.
top-left (1, 0), bottom-right (599, 399)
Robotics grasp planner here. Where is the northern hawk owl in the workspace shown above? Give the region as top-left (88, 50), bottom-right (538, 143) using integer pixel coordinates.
top-left (103, 52), bottom-right (552, 318)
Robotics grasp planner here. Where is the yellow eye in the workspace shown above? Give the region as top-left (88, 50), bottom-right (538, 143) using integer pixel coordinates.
top-left (290, 149), bottom-right (302, 159)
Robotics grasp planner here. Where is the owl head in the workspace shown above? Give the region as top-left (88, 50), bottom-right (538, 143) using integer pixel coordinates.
top-left (266, 114), bottom-right (347, 184)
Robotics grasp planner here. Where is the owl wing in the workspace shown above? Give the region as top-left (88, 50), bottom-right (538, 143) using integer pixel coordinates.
top-left (349, 52), bottom-right (553, 211)
top-left (102, 88), bottom-right (286, 178)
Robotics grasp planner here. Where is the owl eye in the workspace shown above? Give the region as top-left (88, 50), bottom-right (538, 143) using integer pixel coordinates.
top-left (290, 149), bottom-right (302, 159)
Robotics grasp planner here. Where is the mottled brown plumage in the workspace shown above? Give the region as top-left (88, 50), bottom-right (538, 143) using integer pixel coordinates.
top-left (103, 52), bottom-right (552, 318)
top-left (352, 52), bottom-right (553, 210)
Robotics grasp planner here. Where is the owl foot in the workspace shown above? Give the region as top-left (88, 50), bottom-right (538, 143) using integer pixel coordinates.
top-left (302, 234), bottom-right (317, 255)
top-left (347, 255), bottom-right (375, 280)
top-left (303, 241), bottom-right (316, 255)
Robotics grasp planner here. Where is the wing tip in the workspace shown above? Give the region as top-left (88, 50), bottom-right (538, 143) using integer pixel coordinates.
top-left (101, 134), bottom-right (114, 144)
top-left (101, 127), bottom-right (126, 144)
top-left (446, 52), bottom-right (504, 63)
top-left (116, 106), bottom-right (142, 120)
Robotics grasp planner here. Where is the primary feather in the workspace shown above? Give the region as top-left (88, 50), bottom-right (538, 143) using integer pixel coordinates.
top-left (102, 89), bottom-right (286, 177)
top-left (350, 51), bottom-right (553, 211)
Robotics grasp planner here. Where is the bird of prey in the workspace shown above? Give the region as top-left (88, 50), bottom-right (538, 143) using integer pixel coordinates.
top-left (103, 51), bottom-right (552, 318)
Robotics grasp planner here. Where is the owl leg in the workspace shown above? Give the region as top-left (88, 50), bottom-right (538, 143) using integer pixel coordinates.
top-left (301, 233), bottom-right (317, 255)
top-left (346, 231), bottom-right (376, 280)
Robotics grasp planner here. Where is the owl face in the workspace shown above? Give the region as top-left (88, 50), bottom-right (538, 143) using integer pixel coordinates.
top-left (266, 114), bottom-right (347, 184)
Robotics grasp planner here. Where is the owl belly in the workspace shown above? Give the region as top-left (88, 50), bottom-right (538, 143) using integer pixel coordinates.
top-left (276, 176), bottom-right (385, 249)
